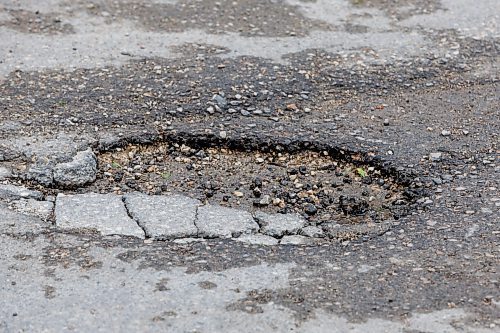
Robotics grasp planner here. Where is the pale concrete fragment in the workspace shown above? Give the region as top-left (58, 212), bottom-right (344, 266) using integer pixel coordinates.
top-left (55, 193), bottom-right (144, 238)
top-left (124, 192), bottom-right (199, 240)
top-left (254, 211), bottom-right (306, 237)
top-left (236, 234), bottom-right (279, 246)
top-left (196, 204), bottom-right (258, 238)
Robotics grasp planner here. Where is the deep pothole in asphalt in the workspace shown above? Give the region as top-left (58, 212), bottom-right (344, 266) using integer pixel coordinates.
top-left (86, 141), bottom-right (416, 230)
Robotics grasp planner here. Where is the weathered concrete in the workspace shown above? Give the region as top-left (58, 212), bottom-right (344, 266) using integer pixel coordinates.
top-left (235, 234), bottom-right (279, 246)
top-left (280, 235), bottom-right (310, 245)
top-left (53, 148), bottom-right (97, 188)
top-left (124, 192), bottom-right (199, 240)
top-left (0, 184), bottom-right (43, 201)
top-left (0, 202), bottom-right (47, 235)
top-left (196, 204), bottom-right (259, 238)
top-left (55, 193), bottom-right (145, 238)
top-left (10, 198), bottom-right (54, 221)
top-left (255, 211), bottom-right (307, 237)
top-left (300, 226), bottom-right (325, 238)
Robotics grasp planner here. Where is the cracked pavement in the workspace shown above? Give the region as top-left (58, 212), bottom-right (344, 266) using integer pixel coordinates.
top-left (0, 0), bottom-right (499, 332)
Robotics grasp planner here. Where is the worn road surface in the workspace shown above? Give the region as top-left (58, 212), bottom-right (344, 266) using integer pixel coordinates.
top-left (0, 0), bottom-right (499, 332)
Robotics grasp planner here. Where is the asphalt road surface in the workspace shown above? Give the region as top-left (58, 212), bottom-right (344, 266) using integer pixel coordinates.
top-left (0, 0), bottom-right (499, 332)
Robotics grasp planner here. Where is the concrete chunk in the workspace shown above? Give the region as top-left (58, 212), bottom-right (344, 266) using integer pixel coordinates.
top-left (0, 202), bottom-right (47, 235)
top-left (236, 234), bottom-right (279, 246)
top-left (11, 199), bottom-right (54, 221)
top-left (300, 226), bottom-right (324, 238)
top-left (124, 192), bottom-right (199, 240)
top-left (0, 184), bottom-right (43, 201)
top-left (55, 193), bottom-right (144, 238)
top-left (53, 149), bottom-right (97, 188)
top-left (254, 211), bottom-right (306, 237)
top-left (280, 235), bottom-right (310, 245)
top-left (196, 204), bottom-right (258, 238)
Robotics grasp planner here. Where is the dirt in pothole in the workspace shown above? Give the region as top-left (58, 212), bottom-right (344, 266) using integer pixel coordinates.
top-left (90, 143), bottom-right (408, 226)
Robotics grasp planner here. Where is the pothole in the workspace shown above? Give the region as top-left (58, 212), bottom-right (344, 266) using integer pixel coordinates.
top-left (2, 135), bottom-right (424, 242)
top-left (89, 142), bottom-right (413, 227)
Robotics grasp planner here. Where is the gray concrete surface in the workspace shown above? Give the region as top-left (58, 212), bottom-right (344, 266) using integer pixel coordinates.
top-left (0, 0), bottom-right (499, 331)
top-left (124, 192), bottom-right (200, 240)
top-left (55, 193), bottom-right (145, 238)
top-left (196, 204), bottom-right (259, 238)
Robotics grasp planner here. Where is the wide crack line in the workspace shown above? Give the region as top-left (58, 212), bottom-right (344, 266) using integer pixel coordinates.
top-left (193, 204), bottom-right (201, 238)
top-left (121, 196), bottom-right (149, 239)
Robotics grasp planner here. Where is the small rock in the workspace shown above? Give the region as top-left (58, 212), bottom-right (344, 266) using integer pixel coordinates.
top-left (442, 174), bottom-right (453, 181)
top-left (441, 130), bottom-right (451, 136)
top-left (219, 131), bottom-right (227, 139)
top-left (429, 152), bottom-right (442, 162)
top-left (383, 119), bottom-right (390, 126)
top-left (212, 94), bottom-right (227, 108)
top-left (432, 178), bottom-right (442, 185)
top-left (304, 203), bottom-right (318, 216)
top-left (300, 226), bottom-right (324, 238)
top-left (233, 191), bottom-right (244, 198)
top-left (11, 199), bottom-right (54, 220)
top-left (258, 195), bottom-right (270, 206)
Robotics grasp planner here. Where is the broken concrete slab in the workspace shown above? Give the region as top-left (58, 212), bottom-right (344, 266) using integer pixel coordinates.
top-left (0, 202), bottom-right (47, 235)
top-left (280, 235), bottom-right (310, 245)
top-left (124, 192), bottom-right (199, 240)
top-left (55, 193), bottom-right (145, 239)
top-left (196, 204), bottom-right (259, 238)
top-left (0, 184), bottom-right (43, 201)
top-left (235, 234), bottom-right (279, 246)
top-left (300, 226), bottom-right (325, 238)
top-left (255, 211), bottom-right (307, 237)
top-left (53, 148), bottom-right (97, 188)
top-left (26, 164), bottom-right (54, 186)
top-left (10, 199), bottom-right (54, 221)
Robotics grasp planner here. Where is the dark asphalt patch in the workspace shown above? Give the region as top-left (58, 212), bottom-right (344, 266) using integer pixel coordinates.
top-left (82, 0), bottom-right (331, 37)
